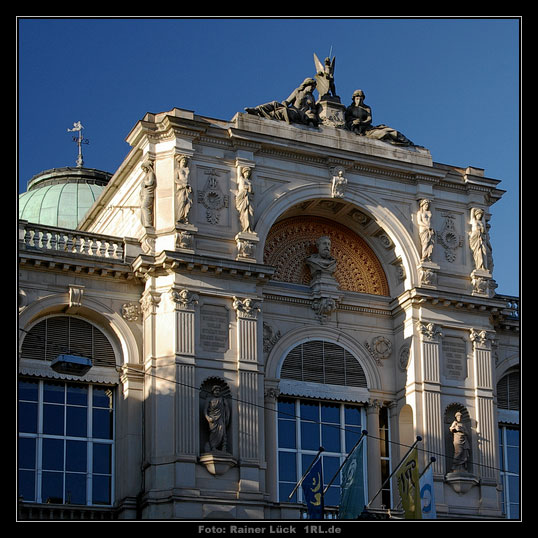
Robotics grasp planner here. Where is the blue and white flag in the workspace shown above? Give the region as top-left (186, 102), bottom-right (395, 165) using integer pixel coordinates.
top-left (419, 466), bottom-right (437, 519)
top-left (302, 457), bottom-right (324, 519)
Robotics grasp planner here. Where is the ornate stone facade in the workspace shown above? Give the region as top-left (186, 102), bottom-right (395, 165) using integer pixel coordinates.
top-left (18, 63), bottom-right (518, 521)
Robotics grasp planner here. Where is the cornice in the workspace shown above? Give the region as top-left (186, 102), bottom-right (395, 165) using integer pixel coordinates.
top-left (132, 250), bottom-right (275, 283)
top-left (393, 287), bottom-right (511, 317)
top-left (19, 249), bottom-right (136, 281)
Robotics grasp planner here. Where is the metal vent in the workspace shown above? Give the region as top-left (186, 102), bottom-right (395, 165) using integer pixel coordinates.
top-left (21, 316), bottom-right (116, 368)
top-left (281, 340), bottom-right (367, 388)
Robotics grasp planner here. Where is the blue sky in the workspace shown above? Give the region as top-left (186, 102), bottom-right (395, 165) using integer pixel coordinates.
top-left (17, 17), bottom-right (520, 296)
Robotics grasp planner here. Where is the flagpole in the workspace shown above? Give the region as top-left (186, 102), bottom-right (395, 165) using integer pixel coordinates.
top-left (419, 456), bottom-right (436, 480)
top-left (366, 435), bottom-right (422, 509)
top-left (323, 430), bottom-right (368, 496)
top-left (288, 446), bottom-right (325, 501)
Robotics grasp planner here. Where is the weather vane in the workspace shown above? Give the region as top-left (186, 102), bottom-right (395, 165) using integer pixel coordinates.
top-left (67, 121), bottom-right (89, 167)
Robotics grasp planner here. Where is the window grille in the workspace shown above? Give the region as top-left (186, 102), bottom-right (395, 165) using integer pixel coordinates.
top-left (281, 341), bottom-right (367, 388)
top-left (21, 316), bottom-right (116, 368)
top-left (497, 371), bottom-right (519, 411)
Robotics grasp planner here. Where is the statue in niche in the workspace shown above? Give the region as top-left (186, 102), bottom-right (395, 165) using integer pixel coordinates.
top-left (314, 53), bottom-right (337, 100)
top-left (306, 235), bottom-right (337, 277)
top-left (344, 89), bottom-right (414, 146)
top-left (139, 158), bottom-right (156, 228)
top-left (203, 383), bottom-right (231, 453)
top-left (468, 207), bottom-right (488, 271)
top-left (175, 154), bottom-right (193, 224)
top-left (449, 411), bottom-right (471, 473)
top-left (417, 199), bottom-right (435, 262)
top-left (236, 166), bottom-right (255, 233)
top-left (245, 78), bottom-right (320, 127)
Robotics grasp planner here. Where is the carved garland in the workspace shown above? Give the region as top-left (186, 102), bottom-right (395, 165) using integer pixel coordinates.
top-left (263, 216), bottom-right (389, 295)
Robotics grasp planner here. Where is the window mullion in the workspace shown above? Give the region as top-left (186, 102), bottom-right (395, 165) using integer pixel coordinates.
top-left (88, 385), bottom-right (94, 505)
top-left (295, 399), bottom-right (302, 503)
top-left (36, 380), bottom-right (44, 503)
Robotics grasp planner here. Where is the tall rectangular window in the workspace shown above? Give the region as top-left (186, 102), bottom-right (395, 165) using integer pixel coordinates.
top-left (498, 425), bottom-right (519, 519)
top-left (277, 397), bottom-right (368, 511)
top-left (18, 379), bottom-right (114, 506)
top-left (378, 406), bottom-right (392, 508)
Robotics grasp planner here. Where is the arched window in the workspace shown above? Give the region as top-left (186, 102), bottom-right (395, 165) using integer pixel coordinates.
top-left (497, 370), bottom-right (520, 411)
top-left (497, 368), bottom-right (520, 519)
top-left (280, 340), bottom-right (367, 388)
top-left (277, 340), bottom-right (372, 514)
top-left (18, 316), bottom-right (116, 507)
top-left (21, 316), bottom-right (116, 368)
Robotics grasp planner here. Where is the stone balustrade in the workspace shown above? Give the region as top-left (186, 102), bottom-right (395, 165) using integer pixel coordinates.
top-left (19, 220), bottom-right (131, 262)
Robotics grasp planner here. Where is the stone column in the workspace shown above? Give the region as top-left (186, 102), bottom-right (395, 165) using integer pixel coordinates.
top-left (140, 285), bottom-right (178, 504)
top-left (470, 328), bottom-right (498, 482)
top-left (170, 287), bottom-right (199, 490)
top-left (417, 322), bottom-right (444, 475)
top-left (264, 383), bottom-right (280, 502)
top-left (117, 363), bottom-right (144, 518)
top-left (366, 399), bottom-right (382, 508)
top-left (233, 296), bottom-right (262, 496)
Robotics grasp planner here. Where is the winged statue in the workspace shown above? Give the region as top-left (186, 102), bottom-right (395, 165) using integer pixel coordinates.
top-left (314, 53), bottom-right (337, 99)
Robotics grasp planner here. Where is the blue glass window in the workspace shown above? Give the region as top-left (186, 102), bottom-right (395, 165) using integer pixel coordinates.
top-left (499, 425), bottom-right (520, 519)
top-left (18, 379), bottom-right (114, 506)
top-left (277, 397), bottom-right (367, 512)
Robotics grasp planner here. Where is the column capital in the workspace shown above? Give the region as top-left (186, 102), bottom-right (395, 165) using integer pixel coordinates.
top-left (233, 296), bottom-right (261, 320)
top-left (416, 321), bottom-right (443, 342)
top-left (169, 287), bottom-right (199, 310)
top-left (469, 328), bottom-right (495, 350)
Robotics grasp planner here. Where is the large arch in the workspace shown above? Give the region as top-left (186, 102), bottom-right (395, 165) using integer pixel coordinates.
top-left (254, 182), bottom-right (420, 291)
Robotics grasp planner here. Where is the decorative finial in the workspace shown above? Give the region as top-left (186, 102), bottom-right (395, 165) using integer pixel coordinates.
top-left (67, 121), bottom-right (89, 168)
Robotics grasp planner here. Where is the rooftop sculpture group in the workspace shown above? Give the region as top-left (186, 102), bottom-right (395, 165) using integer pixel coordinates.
top-left (245, 53), bottom-right (415, 147)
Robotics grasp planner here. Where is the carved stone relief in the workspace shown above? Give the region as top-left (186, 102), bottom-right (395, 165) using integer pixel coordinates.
top-left (364, 335), bottom-right (392, 366)
top-left (197, 168), bottom-right (229, 224)
top-left (437, 213), bottom-right (463, 262)
top-left (263, 322), bottom-right (281, 354)
top-left (263, 216), bottom-right (389, 295)
top-left (121, 302), bottom-right (141, 321)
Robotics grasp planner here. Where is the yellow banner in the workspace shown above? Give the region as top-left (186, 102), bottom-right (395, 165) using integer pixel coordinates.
top-left (396, 447), bottom-right (422, 519)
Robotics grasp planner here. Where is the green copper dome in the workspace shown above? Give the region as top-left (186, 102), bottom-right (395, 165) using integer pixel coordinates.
top-left (19, 167), bottom-right (112, 230)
